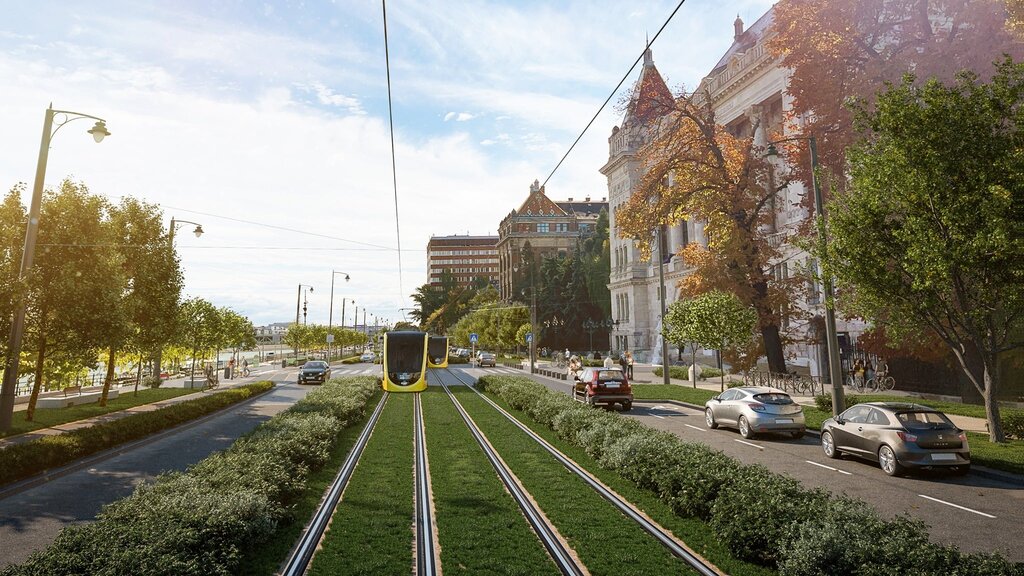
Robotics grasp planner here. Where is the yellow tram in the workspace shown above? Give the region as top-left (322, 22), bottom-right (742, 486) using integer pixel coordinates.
top-left (427, 336), bottom-right (449, 369)
top-left (381, 330), bottom-right (429, 392)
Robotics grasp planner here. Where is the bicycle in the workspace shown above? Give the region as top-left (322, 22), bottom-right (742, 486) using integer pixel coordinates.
top-left (553, 352), bottom-right (567, 369)
top-left (868, 374), bottom-right (895, 392)
top-left (205, 366), bottom-right (219, 390)
top-left (241, 364), bottom-right (251, 377)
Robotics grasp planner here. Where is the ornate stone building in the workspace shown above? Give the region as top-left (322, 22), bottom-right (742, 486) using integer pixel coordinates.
top-left (497, 180), bottom-right (605, 301)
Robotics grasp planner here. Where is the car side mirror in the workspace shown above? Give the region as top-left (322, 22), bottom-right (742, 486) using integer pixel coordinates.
top-left (712, 396), bottom-right (720, 402)
top-left (836, 417), bottom-right (845, 425)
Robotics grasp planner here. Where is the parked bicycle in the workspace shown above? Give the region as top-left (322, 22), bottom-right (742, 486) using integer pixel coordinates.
top-left (867, 374), bottom-right (896, 392)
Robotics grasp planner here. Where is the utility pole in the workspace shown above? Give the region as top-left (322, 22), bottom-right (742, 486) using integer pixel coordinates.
top-left (657, 227), bottom-right (670, 385)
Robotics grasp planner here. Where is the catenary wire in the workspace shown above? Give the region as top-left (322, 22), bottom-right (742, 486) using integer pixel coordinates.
top-left (541, 0), bottom-right (687, 189)
top-left (382, 0), bottom-right (406, 306)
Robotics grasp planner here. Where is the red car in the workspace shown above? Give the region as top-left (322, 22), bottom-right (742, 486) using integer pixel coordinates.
top-left (573, 367), bottom-right (632, 411)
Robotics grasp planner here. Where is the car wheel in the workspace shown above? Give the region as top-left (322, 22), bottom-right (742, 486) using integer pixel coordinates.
top-left (738, 416), bottom-right (755, 439)
top-left (621, 401), bottom-right (632, 411)
top-left (878, 445), bottom-right (904, 476)
top-left (791, 429), bottom-right (805, 439)
top-left (821, 431), bottom-right (838, 459)
top-left (705, 408), bottom-right (718, 429)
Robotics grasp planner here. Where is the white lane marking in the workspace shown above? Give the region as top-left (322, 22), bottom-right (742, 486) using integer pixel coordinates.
top-left (734, 439), bottom-right (763, 450)
top-left (651, 413), bottom-right (666, 419)
top-left (918, 494), bottom-right (996, 519)
top-left (805, 460), bottom-right (852, 475)
top-left (684, 424), bottom-right (706, 432)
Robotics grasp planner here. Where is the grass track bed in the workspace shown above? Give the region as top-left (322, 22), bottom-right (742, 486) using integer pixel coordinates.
top-left (472, 384), bottom-right (776, 576)
top-left (307, 393), bottom-right (414, 576)
top-left (421, 387), bottom-right (559, 576)
top-left (451, 385), bottom-right (700, 576)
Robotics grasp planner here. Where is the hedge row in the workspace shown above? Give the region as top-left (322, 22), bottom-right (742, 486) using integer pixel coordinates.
top-left (0, 381), bottom-right (274, 487)
top-left (3, 376), bottom-right (379, 576)
top-left (477, 375), bottom-right (1023, 576)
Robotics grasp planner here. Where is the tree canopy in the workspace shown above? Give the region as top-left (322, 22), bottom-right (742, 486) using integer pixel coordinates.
top-left (827, 59), bottom-right (1024, 441)
top-left (663, 290), bottom-right (758, 390)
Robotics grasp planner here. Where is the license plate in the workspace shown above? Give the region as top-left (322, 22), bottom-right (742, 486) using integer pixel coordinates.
top-left (604, 382), bottom-right (620, 388)
top-left (931, 453), bottom-right (957, 461)
top-left (775, 418), bottom-right (793, 424)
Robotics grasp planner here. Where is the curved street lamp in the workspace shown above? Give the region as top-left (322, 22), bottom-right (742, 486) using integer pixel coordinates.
top-left (327, 271), bottom-right (350, 359)
top-left (1, 105), bottom-right (111, 431)
top-left (766, 136), bottom-right (845, 415)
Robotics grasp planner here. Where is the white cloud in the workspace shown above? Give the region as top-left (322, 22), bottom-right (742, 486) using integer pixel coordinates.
top-left (443, 111), bottom-right (475, 122)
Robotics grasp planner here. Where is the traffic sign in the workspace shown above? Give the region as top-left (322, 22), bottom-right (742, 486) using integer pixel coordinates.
top-left (326, 334), bottom-right (335, 343)
top-left (525, 332), bottom-right (533, 343)
top-left (470, 333), bottom-right (479, 343)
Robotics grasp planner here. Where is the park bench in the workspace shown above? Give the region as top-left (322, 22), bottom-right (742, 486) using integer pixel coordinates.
top-left (37, 385), bottom-right (118, 409)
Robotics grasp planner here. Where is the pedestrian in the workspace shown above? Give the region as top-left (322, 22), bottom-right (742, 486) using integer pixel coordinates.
top-left (242, 358), bottom-right (249, 376)
top-left (618, 353), bottom-right (628, 374)
top-left (565, 348), bottom-right (570, 360)
top-left (853, 358), bottom-right (865, 387)
top-left (864, 359), bottom-right (875, 386)
top-left (603, 354), bottom-right (614, 369)
top-left (626, 351), bottom-right (634, 379)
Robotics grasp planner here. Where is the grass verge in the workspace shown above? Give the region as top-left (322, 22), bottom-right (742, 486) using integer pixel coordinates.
top-left (632, 384), bottom-right (718, 405)
top-left (1, 387), bottom-right (196, 438)
top-left (421, 388), bottom-right (558, 576)
top-left (468, 385), bottom-right (775, 576)
top-left (237, 389), bottom-right (382, 575)
top-left (307, 393), bottom-right (415, 576)
top-left (453, 386), bottom-right (703, 576)
top-left (0, 381), bottom-right (274, 487)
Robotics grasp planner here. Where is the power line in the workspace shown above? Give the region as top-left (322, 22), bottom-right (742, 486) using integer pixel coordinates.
top-left (541, 0), bottom-right (687, 189)
top-left (382, 0), bottom-right (406, 306)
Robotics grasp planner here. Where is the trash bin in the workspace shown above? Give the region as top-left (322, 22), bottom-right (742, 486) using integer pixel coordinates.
top-left (282, 360), bottom-right (287, 368)
top-left (224, 366), bottom-right (232, 379)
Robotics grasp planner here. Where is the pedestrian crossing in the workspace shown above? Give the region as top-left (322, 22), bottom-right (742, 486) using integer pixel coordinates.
top-left (332, 368), bottom-right (379, 375)
top-left (462, 367), bottom-right (523, 375)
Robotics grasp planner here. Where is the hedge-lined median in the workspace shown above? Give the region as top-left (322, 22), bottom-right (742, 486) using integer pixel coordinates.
top-left (0, 381), bottom-right (274, 487)
top-left (478, 375), bottom-right (1023, 576)
top-left (2, 376), bottom-right (378, 576)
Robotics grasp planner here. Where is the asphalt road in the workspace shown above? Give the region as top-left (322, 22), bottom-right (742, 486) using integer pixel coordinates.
top-left (0, 366), bottom-right (312, 568)
top-left (460, 366), bottom-right (1024, 561)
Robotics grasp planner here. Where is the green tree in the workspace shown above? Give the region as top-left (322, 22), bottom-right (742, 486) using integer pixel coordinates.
top-left (827, 60), bottom-right (1024, 442)
top-left (177, 297), bottom-right (221, 382)
top-left (23, 180), bottom-right (124, 420)
top-left (219, 309), bottom-right (255, 369)
top-left (0, 186), bottom-right (26, 364)
top-left (663, 290), bottom-right (757, 391)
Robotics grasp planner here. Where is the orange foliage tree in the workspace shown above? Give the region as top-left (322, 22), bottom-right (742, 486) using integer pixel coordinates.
top-left (767, 0), bottom-right (1021, 201)
top-left (616, 95), bottom-right (806, 374)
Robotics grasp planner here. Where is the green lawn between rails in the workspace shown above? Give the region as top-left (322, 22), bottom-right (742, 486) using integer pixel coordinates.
top-left (307, 393), bottom-right (415, 576)
top-left (1, 387), bottom-right (196, 438)
top-left (632, 384), bottom-right (1024, 475)
top-left (461, 384), bottom-right (776, 576)
top-left (451, 385), bottom-right (705, 576)
top-left (420, 387), bottom-right (559, 576)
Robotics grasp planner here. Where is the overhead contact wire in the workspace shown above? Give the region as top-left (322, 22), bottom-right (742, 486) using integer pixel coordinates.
top-left (382, 0), bottom-right (406, 305)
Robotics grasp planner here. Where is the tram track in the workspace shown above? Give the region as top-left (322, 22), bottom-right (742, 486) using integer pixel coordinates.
top-left (280, 392), bottom-right (389, 576)
top-left (443, 368), bottom-right (723, 576)
top-left (433, 371), bottom-right (586, 576)
top-left (413, 392), bottom-right (438, 576)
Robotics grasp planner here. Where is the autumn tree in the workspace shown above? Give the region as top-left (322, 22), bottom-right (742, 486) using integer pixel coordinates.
top-left (617, 94), bottom-right (798, 373)
top-left (768, 0), bottom-right (1022, 201)
top-left (827, 61), bottom-right (1024, 442)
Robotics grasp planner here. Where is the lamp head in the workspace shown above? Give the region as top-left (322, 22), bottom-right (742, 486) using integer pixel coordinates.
top-left (344, 274), bottom-right (350, 281)
top-left (765, 142), bottom-right (779, 157)
top-left (193, 225), bottom-right (204, 238)
top-left (88, 120), bottom-right (110, 143)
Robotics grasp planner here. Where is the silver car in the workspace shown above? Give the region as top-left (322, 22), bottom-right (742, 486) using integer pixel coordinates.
top-left (704, 387), bottom-right (806, 439)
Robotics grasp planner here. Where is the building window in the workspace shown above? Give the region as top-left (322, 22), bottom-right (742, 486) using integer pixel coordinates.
top-left (537, 223), bottom-right (549, 233)
top-left (555, 223), bottom-right (568, 232)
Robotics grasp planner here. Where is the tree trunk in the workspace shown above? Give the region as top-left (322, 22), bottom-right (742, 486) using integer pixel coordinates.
top-left (982, 352), bottom-right (1004, 443)
top-left (100, 346), bottom-right (116, 407)
top-left (135, 354), bottom-right (143, 390)
top-left (760, 323), bottom-right (786, 374)
top-left (25, 338), bottom-right (46, 422)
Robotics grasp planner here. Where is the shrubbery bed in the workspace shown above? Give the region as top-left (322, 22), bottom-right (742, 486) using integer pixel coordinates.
top-left (3, 377), bottom-right (379, 576)
top-left (478, 375), bottom-right (1023, 576)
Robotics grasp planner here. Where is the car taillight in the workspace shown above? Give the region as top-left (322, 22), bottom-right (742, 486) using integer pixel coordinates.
top-left (959, 432), bottom-right (968, 449)
top-left (749, 403), bottom-right (766, 412)
top-left (897, 431), bottom-right (918, 443)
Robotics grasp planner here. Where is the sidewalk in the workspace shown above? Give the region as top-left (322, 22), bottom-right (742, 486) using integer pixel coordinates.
top-left (0, 364), bottom-right (282, 450)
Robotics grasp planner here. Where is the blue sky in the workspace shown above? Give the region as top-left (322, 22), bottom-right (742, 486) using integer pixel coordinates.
top-left (0, 0), bottom-right (774, 327)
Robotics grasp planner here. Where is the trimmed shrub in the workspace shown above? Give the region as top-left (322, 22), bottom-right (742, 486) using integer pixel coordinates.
top-left (1002, 411), bottom-right (1024, 440)
top-left (4, 377), bottom-right (379, 576)
top-left (814, 393), bottom-right (861, 413)
top-left (700, 367), bottom-right (724, 379)
top-left (652, 365), bottom-right (690, 380)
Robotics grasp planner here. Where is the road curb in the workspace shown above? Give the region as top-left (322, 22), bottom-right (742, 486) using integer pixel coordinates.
top-left (0, 383), bottom-right (279, 501)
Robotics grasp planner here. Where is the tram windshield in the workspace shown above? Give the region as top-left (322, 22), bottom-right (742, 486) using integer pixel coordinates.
top-left (428, 337), bottom-right (448, 363)
top-left (387, 332), bottom-right (426, 374)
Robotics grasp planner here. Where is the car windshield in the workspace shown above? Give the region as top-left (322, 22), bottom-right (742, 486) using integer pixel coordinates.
top-left (753, 393), bottom-right (793, 405)
top-left (896, 411), bottom-right (955, 430)
top-left (302, 361), bottom-right (327, 369)
top-left (597, 370), bottom-right (623, 381)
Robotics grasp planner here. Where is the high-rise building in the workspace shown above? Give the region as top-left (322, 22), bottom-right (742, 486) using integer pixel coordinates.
top-left (426, 235), bottom-right (499, 288)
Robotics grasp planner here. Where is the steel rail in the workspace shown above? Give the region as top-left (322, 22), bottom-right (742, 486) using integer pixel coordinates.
top-left (414, 392), bottom-right (438, 576)
top-left (281, 392), bottom-right (389, 576)
top-left (445, 368), bottom-right (722, 576)
top-left (433, 371), bottom-right (585, 576)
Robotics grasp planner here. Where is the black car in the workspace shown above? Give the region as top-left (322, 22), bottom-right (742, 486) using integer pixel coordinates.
top-left (298, 360), bottom-right (331, 384)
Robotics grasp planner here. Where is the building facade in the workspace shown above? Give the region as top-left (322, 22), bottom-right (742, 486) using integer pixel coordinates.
top-left (497, 180), bottom-right (605, 301)
top-left (426, 235), bottom-right (499, 288)
top-left (605, 16), bottom-right (863, 372)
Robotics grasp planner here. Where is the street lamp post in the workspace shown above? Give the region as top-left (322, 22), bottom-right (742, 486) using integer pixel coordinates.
top-left (154, 218), bottom-right (204, 376)
top-left (655, 227), bottom-right (671, 386)
top-left (327, 271), bottom-right (350, 361)
top-left (295, 284), bottom-right (313, 357)
top-left (513, 264), bottom-right (538, 374)
top-left (766, 136), bottom-right (845, 415)
top-left (1, 105), bottom-right (111, 432)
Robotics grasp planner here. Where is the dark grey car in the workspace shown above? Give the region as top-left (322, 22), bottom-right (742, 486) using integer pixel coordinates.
top-left (298, 360), bottom-right (331, 384)
top-left (820, 402), bottom-right (971, 476)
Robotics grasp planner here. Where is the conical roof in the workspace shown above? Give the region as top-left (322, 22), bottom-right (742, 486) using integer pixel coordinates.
top-left (623, 48), bottom-right (673, 126)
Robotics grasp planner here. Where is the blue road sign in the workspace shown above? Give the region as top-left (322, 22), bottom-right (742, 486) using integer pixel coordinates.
top-left (525, 332), bottom-right (533, 343)
top-left (470, 333), bottom-right (479, 343)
